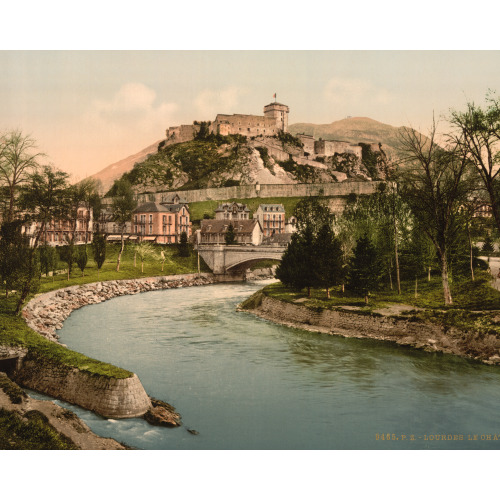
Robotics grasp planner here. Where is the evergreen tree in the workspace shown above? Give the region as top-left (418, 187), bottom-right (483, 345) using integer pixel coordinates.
top-left (225, 224), bottom-right (236, 245)
top-left (179, 231), bottom-right (190, 256)
top-left (482, 234), bottom-right (494, 255)
top-left (313, 222), bottom-right (345, 298)
top-left (346, 234), bottom-right (384, 304)
top-left (92, 233), bottom-right (106, 278)
top-left (76, 245), bottom-right (88, 277)
top-left (276, 224), bottom-right (316, 296)
top-left (39, 244), bottom-right (58, 278)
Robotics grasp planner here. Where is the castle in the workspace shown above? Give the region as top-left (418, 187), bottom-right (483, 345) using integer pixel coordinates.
top-left (165, 102), bottom-right (289, 143)
top-left (164, 100), bottom-right (380, 167)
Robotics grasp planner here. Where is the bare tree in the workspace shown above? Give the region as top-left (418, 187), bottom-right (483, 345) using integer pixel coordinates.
top-left (111, 179), bottom-right (136, 271)
top-left (397, 120), bottom-right (475, 306)
top-left (449, 93), bottom-right (500, 234)
top-left (0, 130), bottom-right (43, 222)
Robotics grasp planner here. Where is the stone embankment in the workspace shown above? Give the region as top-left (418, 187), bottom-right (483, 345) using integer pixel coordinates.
top-left (23, 273), bottom-right (216, 343)
top-left (243, 295), bottom-right (500, 366)
top-left (11, 273), bottom-right (216, 419)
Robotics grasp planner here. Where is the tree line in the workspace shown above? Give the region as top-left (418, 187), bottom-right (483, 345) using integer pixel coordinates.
top-left (278, 91), bottom-right (500, 306)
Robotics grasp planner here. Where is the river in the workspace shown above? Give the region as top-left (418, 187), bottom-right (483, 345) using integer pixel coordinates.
top-left (34, 280), bottom-right (500, 450)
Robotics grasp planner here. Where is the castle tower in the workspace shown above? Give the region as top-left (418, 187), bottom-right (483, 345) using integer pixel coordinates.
top-left (263, 101), bottom-right (289, 133)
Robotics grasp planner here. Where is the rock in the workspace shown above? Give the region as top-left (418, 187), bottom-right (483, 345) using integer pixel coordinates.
top-left (144, 406), bottom-right (181, 428)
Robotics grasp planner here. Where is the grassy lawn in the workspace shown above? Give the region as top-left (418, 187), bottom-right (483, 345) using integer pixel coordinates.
top-left (38, 242), bottom-right (208, 293)
top-left (189, 196), bottom-right (324, 223)
top-left (0, 242), bottom-right (210, 380)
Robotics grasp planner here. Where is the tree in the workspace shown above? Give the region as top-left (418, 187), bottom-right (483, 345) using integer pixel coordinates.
top-left (225, 224), bottom-right (236, 245)
top-left (0, 130), bottom-right (43, 222)
top-left (76, 245), bottom-right (88, 277)
top-left (397, 120), bottom-right (475, 306)
top-left (276, 223), bottom-right (316, 297)
top-left (449, 92), bottom-right (500, 236)
top-left (178, 231), bottom-right (190, 256)
top-left (18, 165), bottom-right (70, 249)
top-left (58, 237), bottom-right (75, 280)
top-left (346, 234), bottom-right (384, 304)
top-left (294, 197), bottom-right (333, 236)
top-left (39, 244), bottom-right (58, 280)
top-left (92, 233), bottom-right (106, 278)
top-left (0, 221), bottom-right (41, 311)
top-left (312, 222), bottom-right (345, 298)
top-left (135, 242), bottom-right (156, 273)
top-left (111, 179), bottom-right (136, 271)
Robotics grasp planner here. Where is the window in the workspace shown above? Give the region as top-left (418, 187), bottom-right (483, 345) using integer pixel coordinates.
top-left (163, 215), bottom-right (166, 223)
top-left (149, 225), bottom-right (153, 235)
top-left (149, 214), bottom-right (153, 223)
top-left (140, 215), bottom-right (145, 223)
top-left (134, 225), bottom-right (138, 233)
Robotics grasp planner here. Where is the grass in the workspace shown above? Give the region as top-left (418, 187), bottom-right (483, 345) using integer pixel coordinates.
top-left (189, 196), bottom-right (325, 223)
top-left (38, 242), bottom-right (207, 293)
top-left (0, 408), bottom-right (79, 450)
top-left (0, 242), bottom-right (210, 380)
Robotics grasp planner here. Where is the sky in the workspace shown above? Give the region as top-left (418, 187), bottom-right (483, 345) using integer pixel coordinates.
top-left (1, 50), bottom-right (500, 181)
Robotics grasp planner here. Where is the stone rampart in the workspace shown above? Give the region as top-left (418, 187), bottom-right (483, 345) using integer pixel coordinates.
top-left (14, 362), bottom-right (151, 419)
top-left (144, 181), bottom-right (382, 204)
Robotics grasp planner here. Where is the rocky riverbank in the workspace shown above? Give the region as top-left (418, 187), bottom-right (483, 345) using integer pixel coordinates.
top-left (22, 273), bottom-right (216, 343)
top-left (240, 292), bottom-right (500, 366)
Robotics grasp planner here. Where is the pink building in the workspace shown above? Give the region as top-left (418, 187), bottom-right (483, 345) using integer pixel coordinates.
top-left (253, 204), bottom-right (286, 237)
top-left (132, 201), bottom-right (191, 244)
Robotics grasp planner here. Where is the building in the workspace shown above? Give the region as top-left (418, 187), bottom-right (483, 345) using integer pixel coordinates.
top-left (285, 215), bottom-right (298, 233)
top-left (22, 204), bottom-right (93, 247)
top-left (253, 204), bottom-right (286, 237)
top-left (200, 219), bottom-right (263, 245)
top-left (165, 101), bottom-right (290, 145)
top-left (132, 200), bottom-right (191, 244)
top-left (214, 202), bottom-right (251, 221)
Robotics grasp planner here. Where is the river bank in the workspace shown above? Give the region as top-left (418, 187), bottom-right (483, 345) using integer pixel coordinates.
top-left (0, 273), bottom-right (217, 449)
top-left (239, 288), bottom-right (500, 366)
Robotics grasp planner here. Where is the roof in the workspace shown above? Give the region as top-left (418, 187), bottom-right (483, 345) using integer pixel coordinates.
top-left (133, 202), bottom-right (189, 214)
top-left (262, 233), bottom-right (292, 245)
top-left (201, 219), bottom-right (261, 235)
top-left (257, 204), bottom-right (285, 212)
top-left (215, 202), bottom-right (250, 213)
top-left (133, 202), bottom-right (171, 213)
top-left (161, 193), bottom-right (187, 204)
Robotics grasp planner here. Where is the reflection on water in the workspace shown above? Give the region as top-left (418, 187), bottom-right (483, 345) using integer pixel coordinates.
top-left (54, 280), bottom-right (500, 450)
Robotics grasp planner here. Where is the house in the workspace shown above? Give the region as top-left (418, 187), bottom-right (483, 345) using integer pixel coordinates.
top-left (285, 215), bottom-right (298, 233)
top-left (214, 202), bottom-right (251, 221)
top-left (96, 207), bottom-right (132, 241)
top-left (253, 204), bottom-right (286, 237)
top-left (132, 200), bottom-right (191, 244)
top-left (22, 204), bottom-right (93, 246)
top-left (200, 219), bottom-right (263, 245)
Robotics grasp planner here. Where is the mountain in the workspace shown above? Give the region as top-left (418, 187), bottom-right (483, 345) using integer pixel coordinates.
top-left (89, 141), bottom-right (161, 193)
top-left (288, 117), bottom-right (404, 151)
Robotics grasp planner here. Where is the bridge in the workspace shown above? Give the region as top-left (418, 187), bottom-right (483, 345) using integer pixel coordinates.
top-left (197, 244), bottom-right (286, 278)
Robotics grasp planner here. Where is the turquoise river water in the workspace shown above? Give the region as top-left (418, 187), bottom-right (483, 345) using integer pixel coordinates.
top-left (32, 280), bottom-right (500, 450)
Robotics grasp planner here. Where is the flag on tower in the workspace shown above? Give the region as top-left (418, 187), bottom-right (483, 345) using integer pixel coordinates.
top-left (273, 93), bottom-right (276, 100)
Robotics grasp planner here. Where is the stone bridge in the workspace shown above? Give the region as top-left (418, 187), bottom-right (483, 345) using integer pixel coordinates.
top-left (197, 244), bottom-right (285, 278)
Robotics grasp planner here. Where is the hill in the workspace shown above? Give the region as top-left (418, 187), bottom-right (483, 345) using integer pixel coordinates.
top-left (95, 117), bottom-right (405, 195)
top-left (89, 141), bottom-right (161, 193)
top-left (288, 117), bottom-right (404, 151)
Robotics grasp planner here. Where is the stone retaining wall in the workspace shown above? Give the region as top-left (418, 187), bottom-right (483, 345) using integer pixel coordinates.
top-left (23, 273), bottom-right (216, 342)
top-left (12, 273), bottom-right (217, 418)
top-left (251, 296), bottom-right (500, 365)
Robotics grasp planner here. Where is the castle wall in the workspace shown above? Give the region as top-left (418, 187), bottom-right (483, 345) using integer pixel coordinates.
top-left (147, 181), bottom-right (382, 207)
top-left (211, 114), bottom-right (278, 137)
top-left (315, 140), bottom-right (362, 158)
top-left (296, 134), bottom-right (315, 155)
